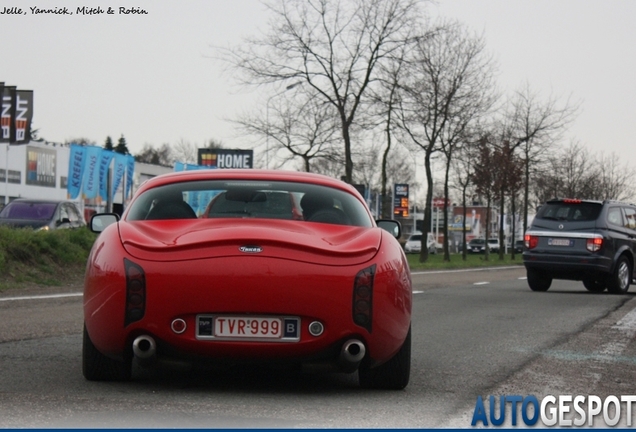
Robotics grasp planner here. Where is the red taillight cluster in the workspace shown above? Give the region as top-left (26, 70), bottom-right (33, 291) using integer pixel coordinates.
top-left (525, 234), bottom-right (539, 250)
top-left (586, 237), bottom-right (603, 252)
top-left (124, 258), bottom-right (146, 326)
top-left (562, 198), bottom-right (582, 204)
top-left (353, 265), bottom-right (375, 332)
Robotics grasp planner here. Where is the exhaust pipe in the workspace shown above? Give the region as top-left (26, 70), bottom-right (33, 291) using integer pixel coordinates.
top-left (339, 339), bottom-right (366, 372)
top-left (132, 335), bottom-right (157, 366)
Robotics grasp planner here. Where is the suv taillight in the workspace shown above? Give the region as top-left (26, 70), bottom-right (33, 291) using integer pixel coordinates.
top-left (525, 234), bottom-right (538, 250)
top-left (586, 237), bottom-right (603, 252)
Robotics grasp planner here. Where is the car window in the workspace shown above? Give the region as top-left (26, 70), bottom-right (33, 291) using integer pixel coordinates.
top-left (536, 202), bottom-right (602, 222)
top-left (623, 208), bottom-right (636, 230)
top-left (607, 207), bottom-right (624, 226)
top-left (0, 202), bottom-right (57, 220)
top-left (126, 180), bottom-right (372, 227)
top-left (409, 235), bottom-right (422, 242)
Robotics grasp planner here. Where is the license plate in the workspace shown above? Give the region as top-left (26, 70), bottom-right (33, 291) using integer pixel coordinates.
top-left (548, 238), bottom-right (574, 247)
top-left (196, 315), bottom-right (300, 342)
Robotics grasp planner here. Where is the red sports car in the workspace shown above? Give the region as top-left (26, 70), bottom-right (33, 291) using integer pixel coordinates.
top-left (83, 169), bottom-right (412, 389)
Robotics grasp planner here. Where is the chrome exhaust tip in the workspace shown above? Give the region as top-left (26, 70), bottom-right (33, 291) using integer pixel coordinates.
top-left (132, 335), bottom-right (157, 363)
top-left (339, 339), bottom-right (366, 369)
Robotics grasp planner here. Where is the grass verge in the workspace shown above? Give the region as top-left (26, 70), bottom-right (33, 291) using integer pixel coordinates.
top-left (0, 226), bottom-right (97, 292)
top-left (407, 251), bottom-right (524, 271)
top-left (0, 225), bottom-right (524, 291)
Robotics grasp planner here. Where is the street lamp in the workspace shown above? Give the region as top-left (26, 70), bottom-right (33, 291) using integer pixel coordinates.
top-left (265, 81), bottom-right (303, 169)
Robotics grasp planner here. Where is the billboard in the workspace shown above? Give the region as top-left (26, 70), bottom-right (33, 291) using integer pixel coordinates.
top-left (198, 149), bottom-right (253, 169)
top-left (393, 183), bottom-right (409, 217)
top-left (26, 145), bottom-right (56, 187)
top-left (0, 86), bottom-right (33, 144)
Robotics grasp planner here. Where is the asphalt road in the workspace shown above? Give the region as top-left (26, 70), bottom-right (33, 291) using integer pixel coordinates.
top-left (1, 266), bottom-right (635, 428)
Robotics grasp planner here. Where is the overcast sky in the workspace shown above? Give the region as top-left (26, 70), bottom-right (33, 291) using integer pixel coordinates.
top-left (2, 0), bottom-right (634, 170)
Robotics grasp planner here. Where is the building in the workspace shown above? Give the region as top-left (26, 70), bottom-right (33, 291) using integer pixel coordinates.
top-left (0, 141), bottom-right (172, 217)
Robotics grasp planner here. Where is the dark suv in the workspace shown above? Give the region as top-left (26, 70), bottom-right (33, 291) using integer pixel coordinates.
top-left (523, 198), bottom-right (636, 294)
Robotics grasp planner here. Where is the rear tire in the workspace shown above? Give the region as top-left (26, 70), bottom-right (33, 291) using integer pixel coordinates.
top-left (359, 326), bottom-right (411, 390)
top-left (82, 324), bottom-right (132, 381)
top-left (583, 277), bottom-right (606, 293)
top-left (527, 269), bottom-right (552, 292)
top-left (607, 256), bottom-right (631, 294)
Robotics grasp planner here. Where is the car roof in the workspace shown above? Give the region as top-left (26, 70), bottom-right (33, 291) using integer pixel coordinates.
top-left (546, 198), bottom-right (636, 207)
top-left (136, 169), bottom-right (363, 199)
top-left (7, 199), bottom-right (70, 204)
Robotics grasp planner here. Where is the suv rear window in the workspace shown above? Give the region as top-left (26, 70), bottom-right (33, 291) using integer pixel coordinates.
top-left (536, 202), bottom-right (602, 222)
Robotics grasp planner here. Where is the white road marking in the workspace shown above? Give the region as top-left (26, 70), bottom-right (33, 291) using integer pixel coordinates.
top-left (473, 282), bottom-right (489, 285)
top-left (0, 292), bottom-right (82, 302)
top-left (411, 265), bottom-right (522, 275)
top-left (613, 307), bottom-right (636, 334)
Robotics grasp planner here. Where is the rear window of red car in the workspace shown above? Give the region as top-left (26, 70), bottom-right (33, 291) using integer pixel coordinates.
top-left (126, 180), bottom-right (372, 227)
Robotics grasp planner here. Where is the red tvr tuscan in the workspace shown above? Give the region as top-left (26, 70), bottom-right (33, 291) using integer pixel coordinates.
top-left (83, 170), bottom-right (412, 389)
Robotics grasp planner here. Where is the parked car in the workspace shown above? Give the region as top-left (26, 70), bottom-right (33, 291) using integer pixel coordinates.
top-left (83, 169), bottom-right (412, 389)
top-left (403, 232), bottom-right (437, 254)
top-left (514, 239), bottom-right (525, 253)
top-left (0, 199), bottom-right (85, 231)
top-left (523, 198), bottom-right (636, 293)
top-left (467, 238), bottom-right (499, 253)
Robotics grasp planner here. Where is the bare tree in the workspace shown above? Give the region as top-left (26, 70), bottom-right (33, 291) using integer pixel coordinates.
top-left (534, 141), bottom-right (636, 203)
top-left (451, 134), bottom-right (481, 260)
top-left (234, 91), bottom-right (340, 172)
top-left (502, 82), bottom-right (579, 233)
top-left (491, 140), bottom-right (524, 260)
top-left (471, 136), bottom-right (497, 261)
top-left (399, 20), bottom-right (496, 262)
top-left (367, 38), bottom-right (413, 218)
top-left (221, 0), bottom-right (422, 182)
top-left (595, 152), bottom-right (636, 202)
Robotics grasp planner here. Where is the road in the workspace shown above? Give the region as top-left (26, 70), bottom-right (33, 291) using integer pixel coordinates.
top-left (1, 266), bottom-right (635, 428)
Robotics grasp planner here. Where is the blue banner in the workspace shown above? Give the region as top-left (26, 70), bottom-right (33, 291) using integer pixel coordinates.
top-left (82, 146), bottom-right (102, 199)
top-left (125, 155), bottom-right (135, 200)
top-left (67, 144), bottom-right (86, 199)
top-left (112, 153), bottom-right (127, 200)
top-left (98, 150), bottom-right (114, 201)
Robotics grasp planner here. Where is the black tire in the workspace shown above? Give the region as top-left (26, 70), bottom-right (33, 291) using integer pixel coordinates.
top-left (527, 268), bottom-right (552, 292)
top-left (607, 256), bottom-right (631, 294)
top-left (359, 326), bottom-right (411, 390)
top-left (583, 277), bottom-right (606, 293)
top-left (82, 324), bottom-right (132, 381)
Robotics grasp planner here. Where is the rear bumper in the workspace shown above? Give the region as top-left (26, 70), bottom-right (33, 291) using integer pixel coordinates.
top-left (84, 253), bottom-right (412, 367)
top-left (523, 252), bottom-right (613, 280)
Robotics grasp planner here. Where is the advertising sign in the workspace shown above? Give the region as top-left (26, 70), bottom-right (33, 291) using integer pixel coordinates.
top-left (26, 145), bottom-right (56, 187)
top-left (0, 86), bottom-right (16, 143)
top-left (393, 183), bottom-right (409, 217)
top-left (198, 149), bottom-right (253, 169)
top-left (0, 87), bottom-right (34, 144)
top-left (14, 90), bottom-right (34, 144)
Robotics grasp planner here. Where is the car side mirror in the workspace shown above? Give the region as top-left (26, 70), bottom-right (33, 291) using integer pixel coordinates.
top-left (376, 219), bottom-right (401, 239)
top-left (90, 213), bottom-right (120, 233)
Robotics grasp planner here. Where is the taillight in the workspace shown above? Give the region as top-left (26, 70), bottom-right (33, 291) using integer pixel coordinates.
top-left (586, 236), bottom-right (603, 252)
top-left (525, 234), bottom-right (539, 249)
top-left (562, 198), bottom-right (582, 204)
top-left (352, 265), bottom-right (375, 332)
top-left (124, 258), bottom-right (146, 326)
